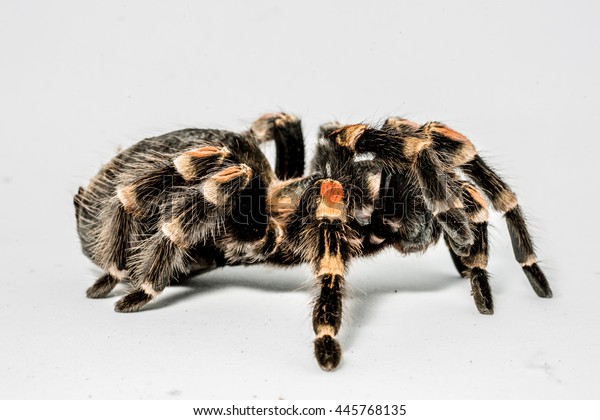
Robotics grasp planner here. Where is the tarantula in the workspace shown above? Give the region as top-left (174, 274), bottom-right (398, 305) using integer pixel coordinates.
top-left (74, 112), bottom-right (552, 371)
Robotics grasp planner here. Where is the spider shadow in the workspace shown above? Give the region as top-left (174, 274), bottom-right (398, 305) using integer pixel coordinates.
top-left (133, 260), bottom-right (464, 350)
top-left (340, 266), bottom-right (463, 348)
top-left (140, 266), bottom-right (311, 311)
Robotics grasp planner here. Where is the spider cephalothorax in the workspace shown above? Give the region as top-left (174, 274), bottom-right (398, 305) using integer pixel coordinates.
top-left (75, 112), bottom-right (552, 371)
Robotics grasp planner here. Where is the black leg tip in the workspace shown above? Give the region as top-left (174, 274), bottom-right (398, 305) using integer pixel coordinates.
top-left (86, 274), bottom-right (118, 299)
top-left (114, 290), bottom-right (152, 313)
top-left (86, 286), bottom-right (108, 299)
top-left (523, 264), bottom-right (553, 298)
top-left (470, 268), bottom-right (494, 315)
top-left (314, 335), bottom-right (342, 371)
top-left (475, 301), bottom-right (494, 315)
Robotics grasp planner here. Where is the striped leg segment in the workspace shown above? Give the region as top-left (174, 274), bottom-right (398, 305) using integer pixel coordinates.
top-left (114, 231), bottom-right (188, 313)
top-left (311, 185), bottom-right (354, 371)
top-left (89, 197), bottom-right (133, 297)
top-left (94, 197), bottom-right (130, 272)
top-left (445, 182), bottom-right (493, 314)
top-left (463, 155), bottom-right (552, 298)
top-left (88, 154), bottom-right (190, 300)
top-left (505, 206), bottom-right (552, 297)
top-left (465, 221), bottom-right (493, 315)
top-left (313, 273), bottom-right (345, 371)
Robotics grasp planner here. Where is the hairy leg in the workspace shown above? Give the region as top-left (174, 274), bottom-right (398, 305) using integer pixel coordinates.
top-left (462, 155), bottom-right (552, 298)
top-left (115, 148), bottom-right (255, 312)
top-left (251, 112), bottom-right (305, 179)
top-left (329, 122), bottom-right (474, 248)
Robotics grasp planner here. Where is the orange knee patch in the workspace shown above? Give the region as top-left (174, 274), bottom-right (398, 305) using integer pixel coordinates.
top-left (185, 146), bottom-right (223, 158)
top-left (212, 164), bottom-right (252, 183)
top-left (175, 146), bottom-right (230, 181)
top-left (430, 124), bottom-right (468, 143)
top-left (331, 124), bottom-right (368, 149)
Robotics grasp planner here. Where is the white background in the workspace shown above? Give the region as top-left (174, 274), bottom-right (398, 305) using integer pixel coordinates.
top-left (1, 0), bottom-right (599, 399)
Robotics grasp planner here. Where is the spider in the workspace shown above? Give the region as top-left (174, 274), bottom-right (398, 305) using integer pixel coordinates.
top-left (74, 112), bottom-right (552, 371)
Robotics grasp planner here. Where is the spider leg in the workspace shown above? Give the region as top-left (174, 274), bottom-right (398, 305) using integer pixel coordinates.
top-left (284, 178), bottom-right (361, 371)
top-left (115, 158), bottom-right (255, 312)
top-left (114, 230), bottom-right (189, 312)
top-left (86, 273), bottom-right (121, 298)
top-left (333, 119), bottom-right (550, 298)
top-left (445, 236), bottom-right (469, 277)
top-left (313, 269), bottom-right (344, 372)
top-left (379, 119), bottom-right (550, 297)
top-left (375, 168), bottom-right (440, 254)
top-left (467, 225), bottom-right (493, 314)
top-left (334, 117), bottom-right (474, 171)
top-left (381, 119), bottom-right (475, 248)
top-left (428, 181), bottom-right (473, 254)
top-left (382, 118), bottom-right (477, 168)
top-left (76, 181), bottom-right (128, 298)
top-left (383, 118), bottom-right (550, 298)
top-left (87, 196), bottom-right (134, 298)
top-left (311, 217), bottom-right (358, 371)
top-left (85, 153), bottom-right (185, 299)
top-left (329, 123), bottom-right (474, 249)
top-left (445, 182), bottom-right (493, 314)
top-left (312, 185), bottom-right (362, 371)
top-left (462, 155), bottom-right (552, 298)
top-left (251, 112), bottom-right (305, 179)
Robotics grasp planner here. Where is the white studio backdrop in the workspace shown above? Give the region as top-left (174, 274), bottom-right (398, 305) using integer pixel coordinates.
top-left (0, 0), bottom-right (598, 399)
